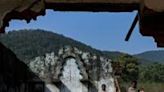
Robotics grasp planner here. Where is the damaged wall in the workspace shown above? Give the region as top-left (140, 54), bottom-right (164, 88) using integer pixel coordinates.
top-left (29, 46), bottom-right (116, 92)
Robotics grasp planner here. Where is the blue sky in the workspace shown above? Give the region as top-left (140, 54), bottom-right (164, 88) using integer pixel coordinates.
top-left (6, 10), bottom-right (163, 54)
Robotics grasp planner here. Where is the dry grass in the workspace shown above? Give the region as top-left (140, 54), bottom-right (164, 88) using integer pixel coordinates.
top-left (120, 82), bottom-right (164, 92)
top-left (138, 82), bottom-right (164, 92)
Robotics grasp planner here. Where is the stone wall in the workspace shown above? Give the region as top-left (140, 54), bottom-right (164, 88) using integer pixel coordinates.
top-left (0, 42), bottom-right (116, 92)
top-left (29, 46), bottom-right (116, 92)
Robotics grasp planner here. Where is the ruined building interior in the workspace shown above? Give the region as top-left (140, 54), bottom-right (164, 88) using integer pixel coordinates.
top-left (0, 0), bottom-right (164, 92)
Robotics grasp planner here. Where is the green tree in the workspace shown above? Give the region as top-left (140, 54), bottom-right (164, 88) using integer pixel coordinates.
top-left (139, 63), bottom-right (164, 82)
top-left (118, 54), bottom-right (139, 82)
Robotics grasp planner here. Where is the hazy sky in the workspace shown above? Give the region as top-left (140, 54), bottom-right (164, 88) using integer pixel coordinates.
top-left (6, 10), bottom-right (163, 54)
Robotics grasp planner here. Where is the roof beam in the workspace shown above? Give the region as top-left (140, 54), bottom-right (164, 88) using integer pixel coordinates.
top-left (45, 0), bottom-right (139, 12)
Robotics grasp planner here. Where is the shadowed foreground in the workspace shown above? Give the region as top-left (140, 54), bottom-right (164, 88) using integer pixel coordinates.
top-left (0, 42), bottom-right (44, 92)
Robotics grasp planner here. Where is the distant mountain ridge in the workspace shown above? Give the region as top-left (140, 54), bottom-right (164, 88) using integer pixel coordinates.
top-left (134, 50), bottom-right (164, 64)
top-left (0, 29), bottom-right (163, 64)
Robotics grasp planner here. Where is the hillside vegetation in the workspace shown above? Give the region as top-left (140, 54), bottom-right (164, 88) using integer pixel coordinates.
top-left (134, 51), bottom-right (164, 64)
top-left (1, 29), bottom-right (163, 64)
top-left (0, 29), bottom-right (163, 92)
top-left (0, 29), bottom-right (103, 63)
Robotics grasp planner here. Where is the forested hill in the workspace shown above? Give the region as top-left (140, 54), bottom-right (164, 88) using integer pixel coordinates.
top-left (134, 50), bottom-right (164, 64)
top-left (0, 29), bottom-right (103, 63)
top-left (0, 29), bottom-right (163, 64)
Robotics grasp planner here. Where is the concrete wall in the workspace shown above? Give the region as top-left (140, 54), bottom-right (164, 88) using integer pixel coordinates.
top-left (60, 58), bottom-right (85, 92)
top-left (29, 46), bottom-right (116, 92)
top-left (45, 58), bottom-right (88, 92)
